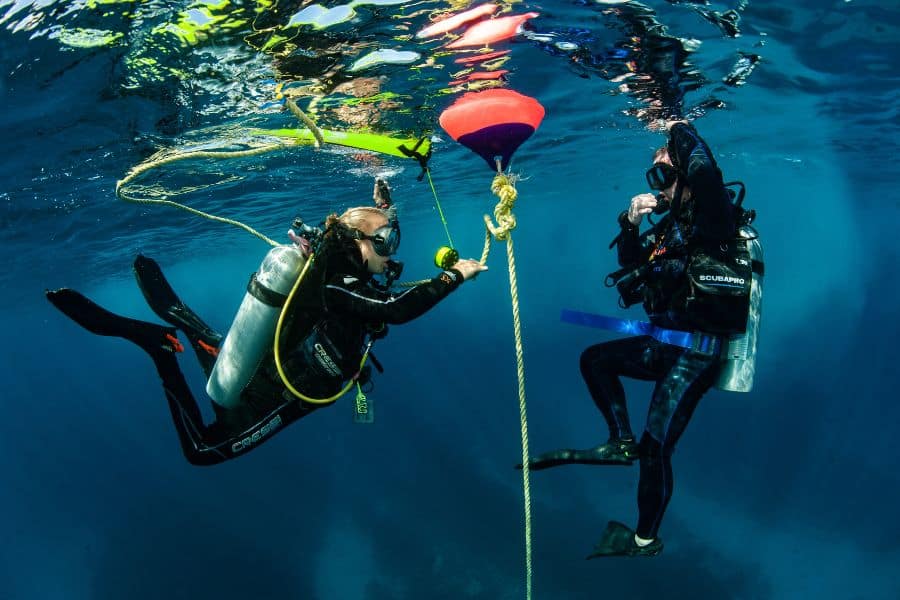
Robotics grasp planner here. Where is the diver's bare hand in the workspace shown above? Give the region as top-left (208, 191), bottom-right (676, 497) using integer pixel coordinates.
top-left (628, 193), bottom-right (658, 226)
top-left (452, 259), bottom-right (488, 281)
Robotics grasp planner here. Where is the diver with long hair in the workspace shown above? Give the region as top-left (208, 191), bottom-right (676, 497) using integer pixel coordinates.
top-left (46, 180), bottom-right (486, 465)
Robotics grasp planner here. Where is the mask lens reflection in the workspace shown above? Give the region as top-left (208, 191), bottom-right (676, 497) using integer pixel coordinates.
top-left (369, 223), bottom-right (400, 256)
top-left (646, 164), bottom-right (677, 191)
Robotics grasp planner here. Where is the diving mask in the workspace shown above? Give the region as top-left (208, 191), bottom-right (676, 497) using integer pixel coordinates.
top-left (357, 220), bottom-right (401, 257)
top-left (646, 163), bottom-right (679, 191)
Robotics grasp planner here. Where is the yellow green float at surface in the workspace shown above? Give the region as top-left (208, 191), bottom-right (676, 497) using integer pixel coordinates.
top-left (251, 127), bottom-right (430, 159)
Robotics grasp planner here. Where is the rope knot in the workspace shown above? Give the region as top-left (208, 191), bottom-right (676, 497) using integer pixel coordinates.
top-left (485, 172), bottom-right (519, 241)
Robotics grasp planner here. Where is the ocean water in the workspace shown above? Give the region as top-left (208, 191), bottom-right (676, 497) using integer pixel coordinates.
top-left (2, 1), bottom-right (898, 598)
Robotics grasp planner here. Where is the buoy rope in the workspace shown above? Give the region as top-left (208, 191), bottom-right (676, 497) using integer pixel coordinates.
top-left (115, 100), bottom-right (329, 246)
top-left (115, 144), bottom-right (289, 247)
top-left (485, 170), bottom-right (533, 600)
top-left (285, 97), bottom-right (325, 148)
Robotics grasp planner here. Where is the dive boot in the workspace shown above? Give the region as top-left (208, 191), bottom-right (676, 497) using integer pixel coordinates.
top-left (133, 255), bottom-right (222, 375)
top-left (521, 437), bottom-right (639, 471)
top-left (587, 521), bottom-right (663, 558)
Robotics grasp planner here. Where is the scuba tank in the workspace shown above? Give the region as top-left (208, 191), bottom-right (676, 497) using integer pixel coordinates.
top-left (715, 224), bottom-right (764, 392)
top-left (207, 245), bottom-right (307, 408)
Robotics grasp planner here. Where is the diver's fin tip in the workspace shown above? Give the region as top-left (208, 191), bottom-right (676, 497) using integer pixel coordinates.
top-left (46, 287), bottom-right (76, 304)
top-left (133, 254), bottom-right (158, 271)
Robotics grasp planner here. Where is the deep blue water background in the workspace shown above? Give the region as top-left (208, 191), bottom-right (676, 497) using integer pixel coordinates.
top-left (2, 1), bottom-right (899, 598)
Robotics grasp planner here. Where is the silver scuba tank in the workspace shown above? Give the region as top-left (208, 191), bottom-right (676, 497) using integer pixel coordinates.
top-left (206, 245), bottom-right (307, 408)
top-left (715, 225), bottom-right (763, 392)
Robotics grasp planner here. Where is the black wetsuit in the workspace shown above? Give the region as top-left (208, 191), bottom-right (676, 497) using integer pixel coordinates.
top-left (582, 123), bottom-right (736, 539)
top-left (48, 239), bottom-right (465, 467)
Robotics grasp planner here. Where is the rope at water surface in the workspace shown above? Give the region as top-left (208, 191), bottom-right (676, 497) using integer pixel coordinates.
top-left (114, 98), bottom-right (332, 248)
top-left (116, 144), bottom-right (285, 247)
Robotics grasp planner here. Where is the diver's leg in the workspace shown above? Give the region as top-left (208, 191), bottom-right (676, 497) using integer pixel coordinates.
top-left (525, 336), bottom-right (661, 470)
top-left (133, 255), bottom-right (222, 377)
top-left (636, 348), bottom-right (720, 540)
top-left (586, 344), bottom-right (715, 559)
top-left (580, 336), bottom-right (665, 439)
top-left (154, 356), bottom-right (321, 465)
top-left (210, 398), bottom-right (316, 461)
top-left (150, 349), bottom-right (232, 466)
top-left (190, 360), bottom-right (327, 463)
top-left (45, 288), bottom-right (226, 465)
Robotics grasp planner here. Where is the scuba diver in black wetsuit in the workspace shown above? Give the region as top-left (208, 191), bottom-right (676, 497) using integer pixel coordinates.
top-left (522, 122), bottom-right (763, 557)
top-left (46, 180), bottom-right (487, 466)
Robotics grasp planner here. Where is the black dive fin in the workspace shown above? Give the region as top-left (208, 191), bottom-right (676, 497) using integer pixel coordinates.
top-left (517, 440), bottom-right (638, 471)
top-left (133, 255), bottom-right (222, 375)
top-left (587, 521), bottom-right (663, 558)
top-left (45, 288), bottom-right (182, 357)
top-left (133, 255), bottom-right (222, 345)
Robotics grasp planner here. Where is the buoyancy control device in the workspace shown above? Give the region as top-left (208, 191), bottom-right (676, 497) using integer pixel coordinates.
top-left (607, 182), bottom-right (765, 393)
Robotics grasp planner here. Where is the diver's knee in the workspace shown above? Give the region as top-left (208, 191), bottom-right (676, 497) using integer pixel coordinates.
top-left (639, 431), bottom-right (673, 459)
top-left (580, 344), bottom-right (611, 375)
